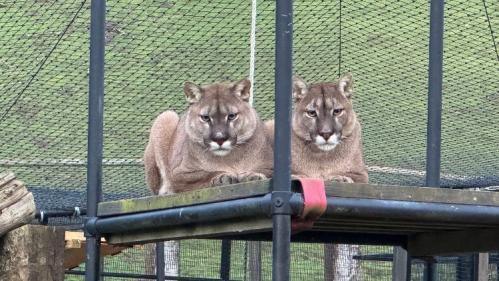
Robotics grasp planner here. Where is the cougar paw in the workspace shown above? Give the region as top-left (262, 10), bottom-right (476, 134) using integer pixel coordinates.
top-left (237, 172), bottom-right (267, 182)
top-left (330, 175), bottom-right (354, 183)
top-left (291, 174), bottom-right (308, 180)
top-left (211, 173), bottom-right (238, 186)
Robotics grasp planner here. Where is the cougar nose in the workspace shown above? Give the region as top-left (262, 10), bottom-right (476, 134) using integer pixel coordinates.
top-left (212, 135), bottom-right (228, 146)
top-left (319, 131), bottom-right (332, 141)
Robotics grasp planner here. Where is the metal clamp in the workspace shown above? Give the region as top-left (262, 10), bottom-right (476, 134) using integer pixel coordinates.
top-left (271, 191), bottom-right (293, 215)
top-left (84, 217), bottom-right (99, 237)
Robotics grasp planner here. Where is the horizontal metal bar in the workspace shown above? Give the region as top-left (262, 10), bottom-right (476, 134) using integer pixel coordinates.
top-left (354, 253), bottom-right (499, 264)
top-left (66, 270), bottom-right (237, 281)
top-left (93, 194), bottom-right (303, 235)
top-left (318, 218), bottom-right (488, 229)
top-left (325, 197), bottom-right (499, 226)
top-left (222, 231), bottom-right (407, 247)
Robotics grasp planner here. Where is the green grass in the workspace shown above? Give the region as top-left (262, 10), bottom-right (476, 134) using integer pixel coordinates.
top-left (0, 0), bottom-right (498, 279)
top-left (63, 242), bottom-right (471, 281)
top-left (64, 242), bottom-right (396, 281)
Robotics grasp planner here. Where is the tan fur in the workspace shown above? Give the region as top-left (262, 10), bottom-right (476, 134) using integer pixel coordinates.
top-left (267, 74), bottom-right (368, 183)
top-left (144, 79), bottom-right (273, 194)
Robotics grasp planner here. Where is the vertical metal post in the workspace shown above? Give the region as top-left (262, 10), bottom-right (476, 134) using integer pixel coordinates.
top-left (423, 261), bottom-right (437, 281)
top-left (426, 0), bottom-right (444, 187)
top-left (156, 242), bottom-right (165, 281)
top-left (272, 1), bottom-right (293, 281)
top-left (85, 0), bottom-right (106, 280)
top-left (220, 240), bottom-right (232, 281)
top-left (425, 0), bottom-right (444, 280)
top-left (456, 256), bottom-right (470, 281)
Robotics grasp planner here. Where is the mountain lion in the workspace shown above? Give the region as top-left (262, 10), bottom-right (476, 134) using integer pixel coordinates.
top-left (289, 73), bottom-right (368, 183)
top-left (144, 78), bottom-right (273, 195)
top-left (265, 73), bottom-right (368, 281)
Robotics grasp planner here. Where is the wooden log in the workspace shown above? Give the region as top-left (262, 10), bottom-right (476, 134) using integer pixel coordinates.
top-left (473, 253), bottom-right (490, 281)
top-left (0, 171), bottom-right (36, 237)
top-left (0, 172), bottom-right (26, 210)
top-left (0, 225), bottom-right (65, 281)
top-left (246, 241), bottom-right (262, 281)
top-left (392, 246), bottom-right (411, 281)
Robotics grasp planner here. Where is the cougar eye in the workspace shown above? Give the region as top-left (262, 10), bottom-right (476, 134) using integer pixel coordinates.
top-left (306, 110), bottom-right (317, 118)
top-left (227, 113), bottom-right (238, 121)
top-left (200, 115), bottom-right (211, 122)
top-left (333, 108), bottom-right (344, 115)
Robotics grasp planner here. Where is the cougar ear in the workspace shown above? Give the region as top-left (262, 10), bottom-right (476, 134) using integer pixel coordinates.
top-left (232, 78), bottom-right (252, 102)
top-left (184, 81), bottom-right (202, 104)
top-left (292, 75), bottom-right (308, 102)
top-left (338, 73), bottom-right (353, 99)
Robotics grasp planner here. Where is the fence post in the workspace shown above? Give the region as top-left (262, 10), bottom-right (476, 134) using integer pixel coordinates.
top-left (472, 253), bottom-right (490, 281)
top-left (220, 240), bottom-right (231, 281)
top-left (272, 1), bottom-right (294, 281)
top-left (392, 247), bottom-right (412, 281)
top-left (247, 241), bottom-right (262, 281)
top-left (424, 0), bottom-right (445, 280)
top-left (85, 0), bottom-right (106, 279)
top-left (156, 242), bottom-right (165, 281)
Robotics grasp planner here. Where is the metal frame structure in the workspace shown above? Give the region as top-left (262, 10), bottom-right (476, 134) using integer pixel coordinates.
top-left (82, 0), bottom-right (497, 281)
top-left (85, 0), bottom-right (106, 279)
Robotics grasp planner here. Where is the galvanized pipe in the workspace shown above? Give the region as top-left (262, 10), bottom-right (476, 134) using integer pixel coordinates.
top-left (90, 194), bottom-right (303, 235)
top-left (273, 0), bottom-right (294, 280)
top-left (85, 0), bottom-right (106, 279)
top-left (426, 0), bottom-right (445, 188)
top-left (425, 0), bottom-right (445, 278)
top-left (155, 242), bottom-right (165, 281)
top-left (326, 197), bottom-right (499, 226)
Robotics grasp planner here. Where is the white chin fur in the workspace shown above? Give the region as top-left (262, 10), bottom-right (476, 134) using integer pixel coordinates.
top-left (317, 143), bottom-right (338, 151)
top-left (209, 141), bottom-right (232, 156)
top-left (211, 149), bottom-right (231, 156)
top-left (314, 134), bottom-right (340, 151)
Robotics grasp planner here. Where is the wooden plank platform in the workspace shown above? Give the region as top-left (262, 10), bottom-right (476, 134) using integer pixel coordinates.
top-left (98, 180), bottom-right (272, 217)
top-left (98, 181), bottom-right (499, 256)
top-left (64, 231), bottom-right (129, 269)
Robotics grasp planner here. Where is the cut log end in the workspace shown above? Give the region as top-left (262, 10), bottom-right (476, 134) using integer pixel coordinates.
top-left (0, 171), bottom-right (36, 237)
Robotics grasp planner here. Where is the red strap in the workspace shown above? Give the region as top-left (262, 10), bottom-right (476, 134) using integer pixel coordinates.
top-left (291, 178), bottom-right (327, 232)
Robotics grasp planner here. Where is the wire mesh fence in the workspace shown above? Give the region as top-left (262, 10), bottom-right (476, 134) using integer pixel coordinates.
top-left (62, 242), bottom-right (499, 281)
top-left (0, 0), bottom-right (498, 280)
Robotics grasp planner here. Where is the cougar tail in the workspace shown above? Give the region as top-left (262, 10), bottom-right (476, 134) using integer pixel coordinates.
top-left (144, 110), bottom-right (180, 195)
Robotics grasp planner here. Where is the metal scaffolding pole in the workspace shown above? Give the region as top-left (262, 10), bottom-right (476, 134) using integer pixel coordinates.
top-left (425, 0), bottom-right (445, 280)
top-left (272, 1), bottom-right (293, 281)
top-left (85, 0), bottom-right (106, 280)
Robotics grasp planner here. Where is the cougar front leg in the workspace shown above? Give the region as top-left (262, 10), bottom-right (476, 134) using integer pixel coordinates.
top-left (210, 173), bottom-right (239, 186)
top-left (237, 172), bottom-right (267, 182)
top-left (291, 174), bottom-right (308, 180)
top-left (329, 175), bottom-right (354, 183)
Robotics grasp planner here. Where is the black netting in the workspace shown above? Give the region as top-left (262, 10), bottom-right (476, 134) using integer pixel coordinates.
top-left (1, 0), bottom-right (497, 211)
top-left (1, 0), bottom-right (498, 280)
top-left (63, 244), bottom-right (499, 280)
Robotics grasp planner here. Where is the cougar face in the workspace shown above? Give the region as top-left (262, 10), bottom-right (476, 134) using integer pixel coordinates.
top-left (292, 74), bottom-right (356, 152)
top-left (183, 78), bottom-right (257, 156)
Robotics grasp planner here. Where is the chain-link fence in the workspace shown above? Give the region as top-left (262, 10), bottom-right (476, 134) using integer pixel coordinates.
top-left (1, 0), bottom-right (497, 280)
